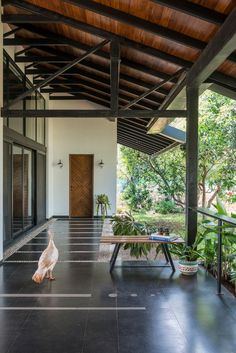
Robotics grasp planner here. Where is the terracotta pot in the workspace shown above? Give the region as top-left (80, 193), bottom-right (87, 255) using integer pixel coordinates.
top-left (179, 260), bottom-right (198, 276)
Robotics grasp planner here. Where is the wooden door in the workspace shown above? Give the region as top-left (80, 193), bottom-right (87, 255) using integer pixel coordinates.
top-left (69, 154), bottom-right (94, 218)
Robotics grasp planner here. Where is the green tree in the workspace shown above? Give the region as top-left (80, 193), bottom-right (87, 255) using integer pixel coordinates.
top-left (119, 91), bottom-right (236, 211)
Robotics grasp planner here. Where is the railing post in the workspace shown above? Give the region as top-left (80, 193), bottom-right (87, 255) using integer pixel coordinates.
top-left (217, 219), bottom-right (223, 295)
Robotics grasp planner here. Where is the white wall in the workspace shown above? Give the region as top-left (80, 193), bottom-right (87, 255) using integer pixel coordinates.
top-left (48, 100), bottom-right (117, 216)
top-left (0, 3), bottom-right (3, 260)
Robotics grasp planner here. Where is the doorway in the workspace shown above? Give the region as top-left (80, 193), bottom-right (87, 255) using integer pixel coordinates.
top-left (69, 154), bottom-right (94, 218)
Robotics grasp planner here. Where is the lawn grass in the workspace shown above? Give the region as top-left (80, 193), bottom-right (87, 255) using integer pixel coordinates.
top-left (133, 211), bottom-right (185, 236)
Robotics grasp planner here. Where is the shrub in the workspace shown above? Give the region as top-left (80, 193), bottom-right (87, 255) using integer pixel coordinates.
top-left (155, 200), bottom-right (179, 214)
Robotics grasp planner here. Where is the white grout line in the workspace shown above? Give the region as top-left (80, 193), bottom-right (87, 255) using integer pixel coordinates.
top-left (16, 251), bottom-right (98, 253)
top-left (41, 231), bottom-right (102, 234)
top-left (0, 307), bottom-right (146, 311)
top-left (0, 294), bottom-right (92, 298)
top-left (34, 237), bottom-right (101, 240)
top-left (4, 260), bottom-right (101, 263)
top-left (24, 243), bottom-right (100, 246)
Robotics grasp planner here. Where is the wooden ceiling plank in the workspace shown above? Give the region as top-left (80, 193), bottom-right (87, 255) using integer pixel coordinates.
top-left (4, 0), bottom-right (236, 58)
top-left (110, 40), bottom-right (120, 115)
top-left (150, 0), bottom-right (226, 25)
top-left (4, 24), bottom-right (236, 87)
top-left (187, 7), bottom-right (236, 87)
top-left (60, 0), bottom-right (205, 50)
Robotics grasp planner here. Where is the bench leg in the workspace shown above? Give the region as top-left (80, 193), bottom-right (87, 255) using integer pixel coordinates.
top-left (110, 244), bottom-right (121, 273)
top-left (163, 244), bottom-right (175, 272)
top-left (161, 244), bottom-right (169, 263)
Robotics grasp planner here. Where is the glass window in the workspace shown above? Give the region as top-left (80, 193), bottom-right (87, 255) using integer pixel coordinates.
top-left (8, 118), bottom-right (24, 134)
top-left (37, 118), bottom-right (45, 145)
top-left (12, 145), bottom-right (23, 235)
top-left (3, 118), bottom-right (8, 126)
top-left (23, 149), bottom-right (34, 229)
top-left (26, 118), bottom-right (36, 140)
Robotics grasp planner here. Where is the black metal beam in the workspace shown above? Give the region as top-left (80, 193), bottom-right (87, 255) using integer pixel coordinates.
top-left (52, 0), bottom-right (205, 50)
top-left (150, 0), bottom-right (226, 25)
top-left (3, 26), bottom-right (21, 37)
top-left (123, 68), bottom-right (185, 109)
top-left (186, 86), bottom-right (199, 246)
top-left (2, 109), bottom-right (187, 118)
top-left (3, 38), bottom-right (67, 46)
top-left (187, 7), bottom-right (236, 87)
top-left (3, 23), bottom-right (176, 82)
top-left (4, 21), bottom-right (236, 90)
top-left (2, 7), bottom-right (204, 51)
top-left (110, 41), bottom-right (120, 115)
top-left (5, 39), bottom-right (109, 108)
top-left (147, 72), bottom-right (186, 131)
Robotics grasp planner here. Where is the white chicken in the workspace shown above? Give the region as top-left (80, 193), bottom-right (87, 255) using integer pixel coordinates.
top-left (32, 230), bottom-right (59, 284)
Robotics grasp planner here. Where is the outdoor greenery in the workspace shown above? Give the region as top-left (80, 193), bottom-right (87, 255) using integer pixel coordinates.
top-left (117, 90), bottom-right (236, 292)
top-left (197, 198), bottom-right (236, 283)
top-left (118, 91), bottom-right (236, 212)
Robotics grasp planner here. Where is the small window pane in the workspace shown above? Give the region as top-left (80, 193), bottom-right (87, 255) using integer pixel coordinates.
top-left (3, 118), bottom-right (8, 126)
top-left (26, 118), bottom-right (36, 140)
top-left (8, 118), bottom-right (23, 134)
top-left (37, 118), bottom-right (45, 145)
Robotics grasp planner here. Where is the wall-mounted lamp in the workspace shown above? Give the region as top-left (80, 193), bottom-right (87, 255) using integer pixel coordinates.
top-left (57, 159), bottom-right (63, 168)
top-left (98, 160), bottom-right (104, 168)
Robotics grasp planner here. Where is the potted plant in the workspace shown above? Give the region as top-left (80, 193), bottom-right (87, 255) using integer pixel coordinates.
top-left (170, 238), bottom-right (202, 276)
top-left (96, 194), bottom-right (111, 220)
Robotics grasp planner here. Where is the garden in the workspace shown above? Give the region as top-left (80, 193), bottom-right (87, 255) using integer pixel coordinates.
top-left (116, 90), bottom-right (236, 294)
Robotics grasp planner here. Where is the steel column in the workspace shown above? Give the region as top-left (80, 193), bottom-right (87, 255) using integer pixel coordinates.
top-left (186, 85), bottom-right (199, 246)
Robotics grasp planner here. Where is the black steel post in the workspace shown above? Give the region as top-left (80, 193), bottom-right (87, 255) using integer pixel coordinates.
top-left (186, 85), bottom-right (199, 246)
top-left (217, 219), bottom-right (223, 295)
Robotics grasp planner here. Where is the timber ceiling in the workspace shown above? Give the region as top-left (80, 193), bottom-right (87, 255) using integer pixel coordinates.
top-left (2, 0), bottom-right (236, 155)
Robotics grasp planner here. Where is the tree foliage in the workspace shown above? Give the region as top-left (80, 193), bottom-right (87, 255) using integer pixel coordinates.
top-left (119, 91), bottom-right (236, 211)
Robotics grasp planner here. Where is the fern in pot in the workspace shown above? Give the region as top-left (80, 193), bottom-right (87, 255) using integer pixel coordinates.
top-left (170, 236), bottom-right (202, 276)
top-left (96, 194), bottom-right (111, 220)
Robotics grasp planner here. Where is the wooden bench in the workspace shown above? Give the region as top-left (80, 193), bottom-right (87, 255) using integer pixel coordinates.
top-left (100, 235), bottom-right (184, 273)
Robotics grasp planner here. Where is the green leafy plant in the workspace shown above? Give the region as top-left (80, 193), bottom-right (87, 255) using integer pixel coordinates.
top-left (111, 212), bottom-right (159, 259)
top-left (198, 198), bottom-right (236, 281)
top-left (170, 235), bottom-right (203, 262)
top-left (96, 194), bottom-right (111, 219)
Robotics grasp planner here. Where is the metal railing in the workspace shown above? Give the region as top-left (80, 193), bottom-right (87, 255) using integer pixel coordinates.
top-left (192, 207), bottom-right (236, 295)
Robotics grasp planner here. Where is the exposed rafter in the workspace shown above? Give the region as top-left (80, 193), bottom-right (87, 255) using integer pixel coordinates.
top-left (123, 68), bottom-right (185, 109)
top-left (187, 7), bottom-right (236, 87)
top-left (150, 0), bottom-right (226, 25)
top-left (5, 39), bottom-right (110, 108)
top-left (3, 0), bottom-right (236, 65)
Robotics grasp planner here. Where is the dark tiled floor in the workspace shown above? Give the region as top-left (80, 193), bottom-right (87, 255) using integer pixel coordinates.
top-left (1, 218), bottom-right (236, 353)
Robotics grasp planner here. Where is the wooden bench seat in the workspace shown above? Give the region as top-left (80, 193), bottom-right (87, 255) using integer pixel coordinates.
top-left (100, 233), bottom-right (184, 272)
